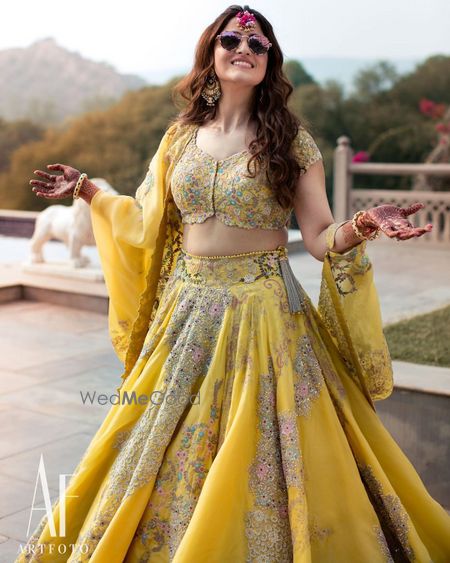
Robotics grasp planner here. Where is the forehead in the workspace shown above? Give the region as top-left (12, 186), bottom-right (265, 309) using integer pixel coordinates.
top-left (222, 16), bottom-right (264, 35)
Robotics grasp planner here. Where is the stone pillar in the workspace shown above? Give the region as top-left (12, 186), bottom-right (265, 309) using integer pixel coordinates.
top-left (333, 135), bottom-right (353, 221)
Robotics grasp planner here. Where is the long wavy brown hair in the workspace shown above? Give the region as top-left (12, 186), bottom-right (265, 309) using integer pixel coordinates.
top-left (171, 4), bottom-right (304, 209)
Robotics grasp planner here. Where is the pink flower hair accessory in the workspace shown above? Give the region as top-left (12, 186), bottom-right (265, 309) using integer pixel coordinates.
top-left (236, 10), bottom-right (257, 31)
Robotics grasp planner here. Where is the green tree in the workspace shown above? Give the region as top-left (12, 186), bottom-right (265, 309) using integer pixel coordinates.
top-left (2, 55), bottom-right (450, 210)
top-left (390, 55), bottom-right (450, 108)
top-left (0, 83), bottom-right (177, 210)
top-left (0, 118), bottom-right (44, 173)
top-left (352, 60), bottom-right (399, 102)
top-left (283, 60), bottom-right (316, 88)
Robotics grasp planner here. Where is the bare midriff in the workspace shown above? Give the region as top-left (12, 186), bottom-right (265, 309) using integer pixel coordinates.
top-left (182, 216), bottom-right (289, 256)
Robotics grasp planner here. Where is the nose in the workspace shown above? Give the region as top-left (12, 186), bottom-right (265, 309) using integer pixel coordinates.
top-left (235, 35), bottom-right (252, 56)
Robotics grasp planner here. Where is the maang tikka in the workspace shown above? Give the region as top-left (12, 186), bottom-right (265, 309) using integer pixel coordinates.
top-left (235, 9), bottom-right (257, 31)
top-left (201, 69), bottom-right (221, 106)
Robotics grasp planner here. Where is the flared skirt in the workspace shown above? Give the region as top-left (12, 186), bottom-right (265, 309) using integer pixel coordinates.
top-left (16, 245), bottom-right (450, 562)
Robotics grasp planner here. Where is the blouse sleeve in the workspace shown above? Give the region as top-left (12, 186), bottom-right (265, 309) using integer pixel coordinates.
top-left (292, 126), bottom-right (323, 175)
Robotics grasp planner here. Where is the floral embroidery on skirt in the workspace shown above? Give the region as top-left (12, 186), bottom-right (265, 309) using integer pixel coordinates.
top-left (16, 247), bottom-right (450, 562)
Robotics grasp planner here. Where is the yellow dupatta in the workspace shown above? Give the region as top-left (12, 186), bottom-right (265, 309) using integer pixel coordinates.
top-left (318, 224), bottom-right (394, 409)
top-left (89, 122), bottom-right (194, 392)
top-left (89, 121), bottom-right (393, 404)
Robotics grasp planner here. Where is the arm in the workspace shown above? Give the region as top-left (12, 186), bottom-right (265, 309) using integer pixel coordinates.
top-left (293, 159), bottom-right (365, 262)
top-left (293, 160), bottom-right (433, 261)
top-left (292, 128), bottom-right (433, 260)
top-left (77, 177), bottom-right (102, 204)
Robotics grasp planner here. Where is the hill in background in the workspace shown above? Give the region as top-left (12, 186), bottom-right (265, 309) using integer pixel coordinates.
top-left (0, 37), bottom-right (422, 126)
top-left (0, 38), bottom-right (146, 125)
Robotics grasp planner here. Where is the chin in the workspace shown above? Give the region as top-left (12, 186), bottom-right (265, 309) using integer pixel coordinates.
top-left (222, 71), bottom-right (259, 85)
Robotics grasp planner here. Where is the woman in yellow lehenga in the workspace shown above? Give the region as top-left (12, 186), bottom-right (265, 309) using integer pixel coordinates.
top-left (21, 5), bottom-right (450, 563)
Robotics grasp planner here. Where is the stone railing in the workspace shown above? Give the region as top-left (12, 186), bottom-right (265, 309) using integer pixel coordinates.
top-left (333, 136), bottom-right (450, 247)
top-left (0, 210), bottom-right (39, 238)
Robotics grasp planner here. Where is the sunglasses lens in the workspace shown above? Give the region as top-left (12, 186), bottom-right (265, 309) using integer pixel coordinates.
top-left (219, 32), bottom-right (241, 51)
top-left (248, 37), bottom-right (266, 55)
top-left (218, 31), bottom-right (270, 55)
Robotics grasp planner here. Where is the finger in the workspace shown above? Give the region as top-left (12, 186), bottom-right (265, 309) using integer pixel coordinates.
top-left (30, 180), bottom-right (53, 189)
top-left (407, 224), bottom-right (432, 235)
top-left (32, 187), bottom-right (53, 194)
top-left (413, 226), bottom-right (433, 236)
top-left (47, 164), bottom-right (65, 171)
top-left (34, 169), bottom-right (57, 181)
top-left (402, 202), bottom-right (424, 216)
top-left (398, 225), bottom-right (432, 239)
top-left (34, 191), bottom-right (59, 199)
top-left (396, 231), bottom-right (415, 240)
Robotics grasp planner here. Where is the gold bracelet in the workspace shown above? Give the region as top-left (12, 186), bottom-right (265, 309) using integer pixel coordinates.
top-left (352, 210), bottom-right (380, 241)
top-left (73, 173), bottom-right (88, 200)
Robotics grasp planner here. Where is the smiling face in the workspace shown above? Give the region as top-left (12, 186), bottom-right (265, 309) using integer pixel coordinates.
top-left (213, 16), bottom-right (269, 89)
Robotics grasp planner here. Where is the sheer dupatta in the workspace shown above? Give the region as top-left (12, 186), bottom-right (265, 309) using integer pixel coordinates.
top-left (89, 123), bottom-right (195, 392)
top-left (318, 223), bottom-right (394, 410)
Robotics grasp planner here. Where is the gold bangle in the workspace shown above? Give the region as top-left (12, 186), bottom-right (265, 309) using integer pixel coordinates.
top-left (73, 173), bottom-right (88, 200)
top-left (352, 210), bottom-right (380, 241)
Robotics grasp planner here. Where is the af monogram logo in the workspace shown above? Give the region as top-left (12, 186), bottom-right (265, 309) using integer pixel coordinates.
top-left (18, 453), bottom-right (81, 557)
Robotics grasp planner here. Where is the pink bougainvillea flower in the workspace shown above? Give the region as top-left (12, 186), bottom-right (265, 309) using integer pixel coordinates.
top-left (435, 123), bottom-right (450, 134)
top-left (419, 98), bottom-right (435, 116)
top-left (419, 98), bottom-right (447, 119)
top-left (352, 151), bottom-right (370, 163)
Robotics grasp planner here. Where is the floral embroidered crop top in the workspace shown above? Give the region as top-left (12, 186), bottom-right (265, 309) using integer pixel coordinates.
top-left (170, 125), bottom-right (323, 230)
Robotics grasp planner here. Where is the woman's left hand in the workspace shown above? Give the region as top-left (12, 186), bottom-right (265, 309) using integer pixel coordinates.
top-left (357, 203), bottom-right (433, 241)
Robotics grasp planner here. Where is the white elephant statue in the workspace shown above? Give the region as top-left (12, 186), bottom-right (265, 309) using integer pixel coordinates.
top-left (28, 178), bottom-right (118, 268)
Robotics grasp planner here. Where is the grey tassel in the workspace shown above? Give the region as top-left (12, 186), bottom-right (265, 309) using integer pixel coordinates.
top-left (279, 257), bottom-right (303, 314)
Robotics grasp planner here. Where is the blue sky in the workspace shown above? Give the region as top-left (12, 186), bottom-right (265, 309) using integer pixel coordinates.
top-left (3, 0), bottom-right (450, 75)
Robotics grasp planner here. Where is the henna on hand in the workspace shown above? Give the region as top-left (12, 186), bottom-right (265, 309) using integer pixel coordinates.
top-left (358, 203), bottom-right (433, 241)
top-left (30, 163), bottom-right (81, 200)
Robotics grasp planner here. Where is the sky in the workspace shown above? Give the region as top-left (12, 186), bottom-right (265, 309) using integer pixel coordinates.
top-left (3, 0), bottom-right (450, 76)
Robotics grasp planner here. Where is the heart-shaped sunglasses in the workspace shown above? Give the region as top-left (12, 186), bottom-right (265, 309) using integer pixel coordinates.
top-left (215, 31), bottom-right (272, 56)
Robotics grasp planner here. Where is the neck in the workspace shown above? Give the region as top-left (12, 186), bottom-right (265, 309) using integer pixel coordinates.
top-left (211, 83), bottom-right (256, 132)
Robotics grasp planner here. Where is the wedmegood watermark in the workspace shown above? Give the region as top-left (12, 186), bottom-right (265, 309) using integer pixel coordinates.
top-left (79, 388), bottom-right (201, 407)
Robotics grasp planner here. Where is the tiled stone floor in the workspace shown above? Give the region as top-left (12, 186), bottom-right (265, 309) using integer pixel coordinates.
top-left (0, 300), bottom-right (123, 561)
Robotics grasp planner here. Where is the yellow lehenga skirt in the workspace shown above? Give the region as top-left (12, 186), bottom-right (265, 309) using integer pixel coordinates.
top-left (16, 245), bottom-right (450, 563)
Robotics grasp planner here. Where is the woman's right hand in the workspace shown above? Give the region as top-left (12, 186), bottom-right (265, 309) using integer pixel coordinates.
top-left (30, 163), bottom-right (82, 199)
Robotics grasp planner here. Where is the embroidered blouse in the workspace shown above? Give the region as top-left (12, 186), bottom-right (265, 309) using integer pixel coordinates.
top-left (170, 125), bottom-right (323, 230)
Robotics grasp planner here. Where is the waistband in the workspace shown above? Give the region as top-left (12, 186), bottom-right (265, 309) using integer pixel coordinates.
top-left (174, 245), bottom-right (303, 314)
top-left (181, 244), bottom-right (289, 261)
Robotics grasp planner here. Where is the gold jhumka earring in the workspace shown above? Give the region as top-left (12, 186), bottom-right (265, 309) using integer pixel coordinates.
top-left (201, 69), bottom-right (221, 106)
